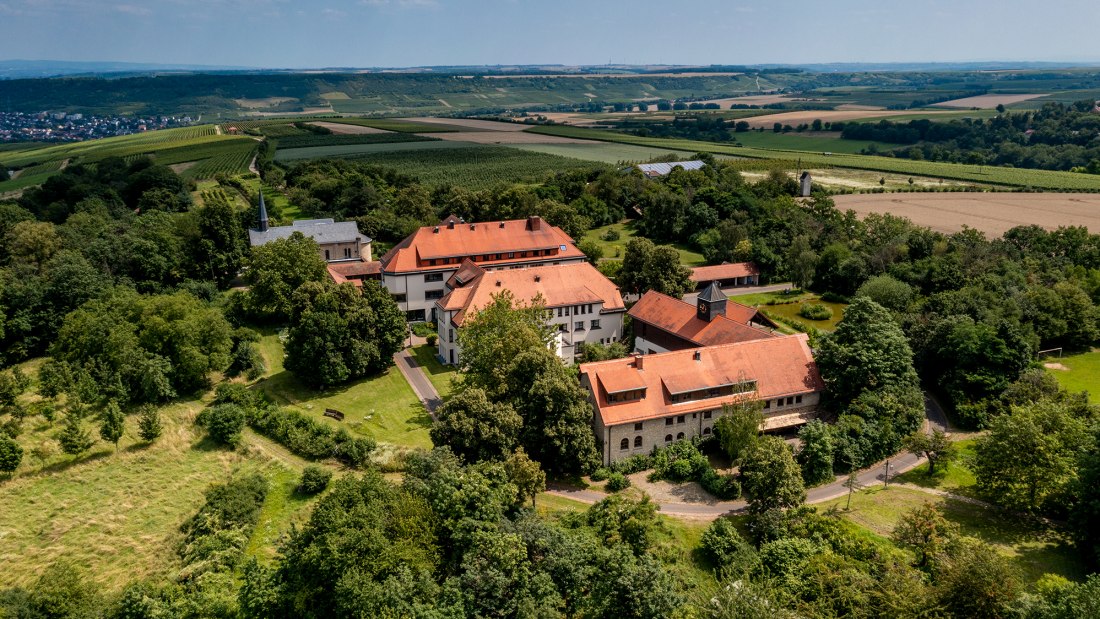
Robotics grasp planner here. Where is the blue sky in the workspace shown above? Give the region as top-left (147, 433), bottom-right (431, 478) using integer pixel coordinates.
top-left (1, 0), bottom-right (1097, 68)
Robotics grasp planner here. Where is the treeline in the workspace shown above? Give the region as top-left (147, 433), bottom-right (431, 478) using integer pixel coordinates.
top-left (842, 101), bottom-right (1100, 172)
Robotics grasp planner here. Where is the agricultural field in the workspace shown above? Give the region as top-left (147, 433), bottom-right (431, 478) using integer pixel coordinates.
top-left (343, 145), bottom-right (609, 189)
top-left (524, 125), bottom-right (1100, 190)
top-left (307, 121), bottom-right (391, 134)
top-left (318, 117), bottom-right (465, 133)
top-left (730, 130), bottom-right (890, 154)
top-left (272, 132), bottom-right (436, 150)
top-left (932, 93), bottom-right (1049, 108)
top-left (273, 139), bottom-right (476, 162)
top-left (734, 109), bottom-right (958, 129)
top-left (507, 142), bottom-right (696, 164)
top-left (833, 193), bottom-right (1100, 236)
top-left (740, 168), bottom-right (988, 192)
top-left (1046, 350), bottom-right (1100, 401)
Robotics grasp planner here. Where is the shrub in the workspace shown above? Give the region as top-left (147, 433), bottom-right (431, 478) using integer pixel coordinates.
top-left (609, 453), bottom-right (652, 475)
top-left (246, 405), bottom-right (375, 467)
top-left (137, 406), bottom-right (163, 442)
top-left (601, 228), bottom-right (621, 241)
top-left (410, 322), bottom-right (437, 338)
top-left (606, 471), bottom-right (631, 492)
top-left (0, 434), bottom-right (23, 474)
top-left (590, 466), bottom-right (611, 482)
top-left (426, 334), bottom-right (438, 347)
top-left (297, 465), bottom-right (333, 494)
top-left (799, 303), bottom-right (834, 321)
top-left (700, 468), bottom-right (742, 500)
top-left (197, 403), bottom-right (246, 447)
top-left (819, 291), bottom-right (849, 303)
top-left (701, 517), bottom-right (755, 569)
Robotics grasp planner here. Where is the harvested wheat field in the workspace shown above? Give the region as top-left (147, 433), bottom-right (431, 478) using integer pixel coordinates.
top-left (308, 121), bottom-right (391, 134)
top-left (406, 117), bottom-right (532, 131)
top-left (833, 192), bottom-right (1100, 236)
top-left (933, 93), bottom-right (1047, 109)
top-left (737, 109), bottom-right (954, 129)
top-left (702, 94), bottom-right (809, 106)
top-left (425, 131), bottom-right (600, 144)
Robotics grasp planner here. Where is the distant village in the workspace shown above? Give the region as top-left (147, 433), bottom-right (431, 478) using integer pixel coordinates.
top-left (0, 111), bottom-right (195, 143)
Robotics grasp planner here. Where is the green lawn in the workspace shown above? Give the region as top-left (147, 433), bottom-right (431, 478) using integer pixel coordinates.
top-left (894, 438), bottom-right (979, 496)
top-left (411, 344), bottom-right (458, 399)
top-left (820, 486), bottom-right (1086, 587)
top-left (729, 289), bottom-right (847, 332)
top-left (1048, 350), bottom-right (1100, 401)
top-left (254, 334), bottom-right (433, 450)
top-left (583, 221), bottom-right (706, 267)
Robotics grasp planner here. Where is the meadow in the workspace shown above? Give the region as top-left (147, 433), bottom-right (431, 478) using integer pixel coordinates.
top-left (583, 221), bottom-right (706, 267)
top-left (1047, 350), bottom-right (1100, 400)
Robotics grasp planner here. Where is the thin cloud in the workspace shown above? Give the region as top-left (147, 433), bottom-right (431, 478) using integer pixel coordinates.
top-left (115, 4), bottom-right (153, 16)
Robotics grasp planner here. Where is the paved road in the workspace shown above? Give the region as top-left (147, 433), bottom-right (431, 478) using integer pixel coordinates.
top-left (547, 393), bottom-right (951, 519)
top-left (393, 349), bottom-right (442, 419)
top-left (682, 282), bottom-right (795, 306)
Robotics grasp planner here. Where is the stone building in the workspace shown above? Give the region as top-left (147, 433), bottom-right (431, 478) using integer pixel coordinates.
top-left (247, 193), bottom-right (372, 263)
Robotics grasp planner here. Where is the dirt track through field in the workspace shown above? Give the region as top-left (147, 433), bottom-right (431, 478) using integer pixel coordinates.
top-left (424, 131), bottom-right (601, 144)
top-left (933, 93), bottom-right (1047, 109)
top-left (308, 121), bottom-right (391, 134)
top-left (833, 192), bottom-right (1100, 236)
top-left (406, 117), bottom-right (532, 131)
top-left (737, 109), bottom-right (956, 129)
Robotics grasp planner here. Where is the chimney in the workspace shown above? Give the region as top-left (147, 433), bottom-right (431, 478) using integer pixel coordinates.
top-left (499, 222), bottom-right (505, 228)
top-left (534, 275), bottom-right (541, 282)
top-left (433, 226), bottom-right (440, 233)
top-left (495, 280), bottom-right (502, 287)
top-left (525, 215), bottom-right (542, 231)
top-left (693, 350), bottom-right (701, 361)
top-left (447, 220), bottom-right (455, 230)
top-left (470, 224), bottom-right (476, 230)
top-left (632, 353), bottom-right (644, 370)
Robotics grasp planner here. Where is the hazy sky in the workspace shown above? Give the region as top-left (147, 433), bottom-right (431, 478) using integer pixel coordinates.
top-left (1, 0), bottom-right (1098, 68)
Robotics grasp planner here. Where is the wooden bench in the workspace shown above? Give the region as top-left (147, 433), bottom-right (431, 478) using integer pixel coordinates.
top-left (323, 409), bottom-right (345, 421)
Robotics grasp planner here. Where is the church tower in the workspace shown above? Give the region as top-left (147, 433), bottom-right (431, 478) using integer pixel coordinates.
top-left (257, 190), bottom-right (269, 232)
top-left (696, 281), bottom-right (727, 322)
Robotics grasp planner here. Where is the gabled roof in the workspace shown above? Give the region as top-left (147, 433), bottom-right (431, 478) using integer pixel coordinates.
top-left (579, 334), bottom-right (823, 426)
top-left (628, 291), bottom-right (776, 347)
top-left (249, 219), bottom-right (370, 247)
top-left (380, 216), bottom-right (585, 274)
top-left (438, 262), bottom-right (625, 327)
top-left (689, 262), bottom-right (760, 283)
top-left (446, 258), bottom-right (485, 288)
top-left (636, 160), bottom-right (705, 177)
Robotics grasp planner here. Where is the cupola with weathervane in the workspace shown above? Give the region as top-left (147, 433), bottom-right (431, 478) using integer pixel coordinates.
top-left (696, 281), bottom-right (727, 322)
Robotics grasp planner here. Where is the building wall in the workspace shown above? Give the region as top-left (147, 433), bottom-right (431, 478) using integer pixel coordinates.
top-left (384, 255), bottom-right (586, 322)
top-left (318, 240), bottom-right (370, 263)
top-left (438, 305), bottom-right (624, 366)
top-left (587, 388), bottom-right (821, 465)
top-left (631, 321), bottom-right (694, 354)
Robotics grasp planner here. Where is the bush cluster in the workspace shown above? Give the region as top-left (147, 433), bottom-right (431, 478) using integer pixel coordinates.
top-left (177, 473), bottom-right (268, 582)
top-left (799, 302), bottom-right (834, 321)
top-left (297, 465), bottom-right (333, 494)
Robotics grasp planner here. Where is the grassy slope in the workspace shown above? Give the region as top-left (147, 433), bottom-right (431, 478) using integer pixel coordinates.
top-left (525, 125), bottom-right (1100, 190)
top-left (1048, 350), bottom-right (1100, 400)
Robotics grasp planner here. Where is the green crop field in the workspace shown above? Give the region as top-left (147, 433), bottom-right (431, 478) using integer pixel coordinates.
top-left (273, 132), bottom-right (436, 149)
top-left (343, 145), bottom-right (610, 189)
top-left (274, 139), bottom-right (477, 162)
top-left (730, 131), bottom-right (890, 154)
top-left (506, 142), bottom-right (695, 164)
top-left (525, 125), bottom-right (1100, 190)
top-left (318, 118), bottom-right (464, 133)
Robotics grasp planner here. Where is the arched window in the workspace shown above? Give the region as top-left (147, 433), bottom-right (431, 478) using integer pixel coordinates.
top-left (702, 427), bottom-right (712, 435)
top-left (619, 438), bottom-right (629, 450)
top-left (664, 434), bottom-right (673, 443)
top-left (676, 432), bottom-right (685, 440)
top-left (634, 436), bottom-right (643, 448)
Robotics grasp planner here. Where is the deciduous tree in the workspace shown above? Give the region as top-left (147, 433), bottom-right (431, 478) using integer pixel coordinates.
top-left (904, 429), bottom-right (956, 476)
top-left (740, 436), bottom-right (806, 514)
top-left (243, 232), bottom-right (327, 322)
top-left (430, 387), bottom-right (522, 463)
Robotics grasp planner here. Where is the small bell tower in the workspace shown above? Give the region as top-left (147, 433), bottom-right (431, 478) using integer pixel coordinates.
top-left (696, 281), bottom-right (727, 322)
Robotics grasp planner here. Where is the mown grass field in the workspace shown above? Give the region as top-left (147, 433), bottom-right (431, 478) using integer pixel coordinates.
top-left (583, 221), bottom-right (706, 267)
top-left (254, 333), bottom-right (433, 450)
top-left (1047, 349), bottom-right (1100, 401)
top-left (410, 344), bottom-right (457, 400)
top-left (525, 125), bottom-right (1100, 190)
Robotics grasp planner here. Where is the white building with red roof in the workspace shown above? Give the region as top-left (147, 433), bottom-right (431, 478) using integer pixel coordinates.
top-left (628, 284), bottom-right (777, 355)
top-left (435, 260), bottom-right (625, 366)
top-left (578, 333), bottom-right (823, 465)
top-left (379, 215), bottom-right (586, 322)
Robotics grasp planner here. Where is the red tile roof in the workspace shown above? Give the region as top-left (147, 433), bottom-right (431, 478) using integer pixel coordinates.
top-left (628, 291), bottom-right (776, 347)
top-left (579, 334), bottom-right (822, 427)
top-left (380, 216), bottom-right (585, 274)
top-left (326, 260), bottom-right (381, 289)
top-left (438, 262), bottom-right (625, 327)
top-left (689, 262), bottom-right (760, 283)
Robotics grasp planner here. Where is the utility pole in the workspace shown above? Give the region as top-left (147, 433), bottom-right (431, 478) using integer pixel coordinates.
top-left (883, 459), bottom-right (891, 488)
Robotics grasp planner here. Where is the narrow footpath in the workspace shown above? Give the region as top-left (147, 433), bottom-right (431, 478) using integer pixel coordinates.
top-left (394, 348), bottom-right (442, 419)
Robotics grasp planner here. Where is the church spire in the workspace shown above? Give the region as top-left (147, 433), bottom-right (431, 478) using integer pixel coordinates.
top-left (257, 190), bottom-right (269, 232)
